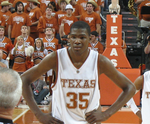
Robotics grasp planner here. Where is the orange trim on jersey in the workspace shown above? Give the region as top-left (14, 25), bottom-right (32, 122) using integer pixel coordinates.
top-left (51, 51), bottom-right (58, 89)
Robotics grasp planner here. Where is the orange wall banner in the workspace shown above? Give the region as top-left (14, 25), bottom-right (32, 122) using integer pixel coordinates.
top-left (103, 15), bottom-right (131, 68)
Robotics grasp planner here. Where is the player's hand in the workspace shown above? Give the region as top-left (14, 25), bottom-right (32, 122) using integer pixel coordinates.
top-left (85, 110), bottom-right (109, 124)
top-left (37, 112), bottom-right (64, 124)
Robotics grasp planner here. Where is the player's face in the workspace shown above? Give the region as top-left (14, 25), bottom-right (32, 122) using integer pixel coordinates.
top-left (36, 40), bottom-right (42, 48)
top-left (46, 8), bottom-right (52, 16)
top-left (86, 4), bottom-right (94, 12)
top-left (0, 28), bottom-right (4, 35)
top-left (69, 28), bottom-right (90, 54)
top-left (17, 3), bottom-right (23, 12)
top-left (21, 26), bottom-right (28, 33)
top-left (17, 38), bottom-right (24, 46)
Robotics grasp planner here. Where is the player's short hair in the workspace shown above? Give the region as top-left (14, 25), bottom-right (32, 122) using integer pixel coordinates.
top-left (70, 21), bottom-right (91, 36)
top-left (0, 68), bottom-right (22, 108)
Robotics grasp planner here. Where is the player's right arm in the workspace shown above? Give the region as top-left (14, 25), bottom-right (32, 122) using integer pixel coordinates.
top-left (21, 52), bottom-right (63, 124)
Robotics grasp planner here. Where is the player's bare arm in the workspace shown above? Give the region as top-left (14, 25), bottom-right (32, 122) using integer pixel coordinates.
top-left (86, 54), bottom-right (136, 123)
top-left (21, 52), bottom-right (63, 124)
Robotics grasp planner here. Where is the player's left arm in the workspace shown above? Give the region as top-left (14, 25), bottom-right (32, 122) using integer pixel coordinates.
top-left (86, 54), bottom-right (136, 123)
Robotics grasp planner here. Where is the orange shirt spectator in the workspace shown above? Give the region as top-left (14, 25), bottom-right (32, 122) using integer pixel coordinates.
top-left (0, 14), bottom-right (5, 26)
top-left (14, 25), bottom-right (34, 47)
top-left (43, 27), bottom-right (60, 53)
top-left (59, 4), bottom-right (78, 37)
top-left (13, 0), bottom-right (30, 14)
top-left (28, 0), bottom-right (42, 39)
top-left (39, 0), bottom-right (51, 14)
top-left (8, 1), bottom-right (31, 44)
top-left (8, 12), bottom-right (31, 38)
top-left (59, 15), bottom-right (78, 35)
top-left (80, 11), bottom-right (102, 32)
top-left (0, 26), bottom-right (12, 60)
top-left (37, 6), bottom-right (58, 38)
top-left (88, 31), bottom-right (104, 54)
top-left (77, 0), bottom-right (100, 13)
top-left (69, 0), bottom-right (84, 18)
top-left (0, 1), bottom-right (12, 36)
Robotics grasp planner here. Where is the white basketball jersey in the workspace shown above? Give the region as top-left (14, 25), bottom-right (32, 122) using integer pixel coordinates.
top-left (142, 71), bottom-right (150, 124)
top-left (52, 48), bottom-right (100, 124)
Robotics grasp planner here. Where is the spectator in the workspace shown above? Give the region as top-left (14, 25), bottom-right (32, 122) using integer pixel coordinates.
top-left (14, 25), bottom-right (34, 47)
top-left (12, 0), bottom-right (30, 14)
top-left (59, 4), bottom-right (78, 38)
top-left (37, 6), bottom-right (58, 38)
top-left (54, 0), bottom-right (68, 22)
top-left (0, 1), bottom-right (12, 37)
top-left (77, 0), bottom-right (100, 14)
top-left (8, 1), bottom-right (31, 44)
top-left (0, 49), bottom-right (9, 68)
top-left (39, 0), bottom-right (51, 14)
top-left (31, 76), bottom-right (49, 105)
top-left (88, 31), bottom-right (104, 54)
top-left (54, 0), bottom-right (68, 41)
top-left (48, 1), bottom-right (58, 16)
top-left (80, 1), bottom-right (102, 36)
top-left (33, 38), bottom-right (48, 65)
top-left (69, 0), bottom-right (84, 19)
top-left (43, 27), bottom-right (60, 94)
top-left (28, 0), bottom-right (42, 40)
top-left (0, 67), bottom-right (22, 124)
top-left (0, 26), bottom-right (12, 61)
top-left (10, 36), bottom-right (29, 74)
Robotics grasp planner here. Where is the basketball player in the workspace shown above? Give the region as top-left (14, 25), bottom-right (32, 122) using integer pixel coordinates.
top-left (0, 68), bottom-right (22, 124)
top-left (127, 71), bottom-right (150, 124)
top-left (21, 21), bottom-right (136, 124)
